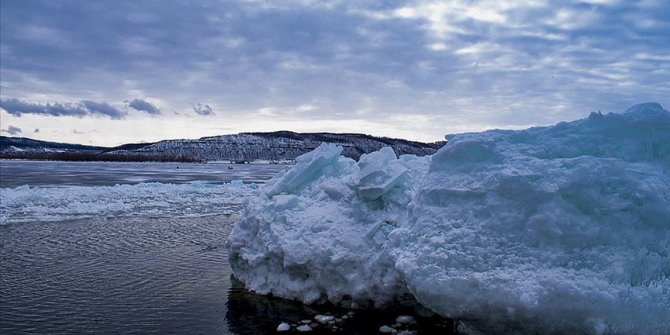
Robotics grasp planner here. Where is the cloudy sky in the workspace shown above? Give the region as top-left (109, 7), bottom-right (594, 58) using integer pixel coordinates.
top-left (1, 0), bottom-right (668, 146)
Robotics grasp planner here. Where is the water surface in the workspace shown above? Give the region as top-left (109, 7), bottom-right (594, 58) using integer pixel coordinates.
top-left (0, 160), bottom-right (287, 187)
top-left (1, 216), bottom-right (235, 334)
top-left (0, 160), bottom-right (456, 334)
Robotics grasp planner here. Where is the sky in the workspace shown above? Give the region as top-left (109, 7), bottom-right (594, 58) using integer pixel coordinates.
top-left (1, 0), bottom-right (669, 146)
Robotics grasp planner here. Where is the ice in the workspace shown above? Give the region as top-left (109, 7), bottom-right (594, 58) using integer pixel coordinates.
top-left (395, 315), bottom-right (416, 324)
top-left (0, 181), bottom-right (258, 224)
top-left (296, 324), bottom-right (312, 332)
top-left (228, 143), bottom-right (429, 305)
top-left (276, 322), bottom-right (290, 332)
top-left (356, 147), bottom-right (408, 200)
top-left (228, 103), bottom-right (670, 334)
top-left (379, 325), bottom-right (395, 333)
top-left (314, 315), bottom-right (334, 324)
top-left (266, 143), bottom-right (343, 196)
top-left (392, 102), bottom-right (670, 334)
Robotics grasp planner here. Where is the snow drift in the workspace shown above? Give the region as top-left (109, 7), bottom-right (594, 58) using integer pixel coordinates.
top-left (228, 103), bottom-right (670, 334)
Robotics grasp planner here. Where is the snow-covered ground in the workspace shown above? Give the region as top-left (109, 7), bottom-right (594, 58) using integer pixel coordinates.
top-left (228, 103), bottom-right (670, 334)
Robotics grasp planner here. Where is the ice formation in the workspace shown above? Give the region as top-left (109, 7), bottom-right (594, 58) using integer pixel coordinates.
top-left (0, 181), bottom-right (257, 224)
top-left (228, 103), bottom-right (670, 334)
top-left (229, 144), bottom-right (430, 305)
top-left (393, 103), bottom-right (670, 334)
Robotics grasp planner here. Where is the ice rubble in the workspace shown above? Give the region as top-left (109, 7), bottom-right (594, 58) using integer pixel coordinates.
top-left (229, 144), bottom-right (430, 305)
top-left (228, 103), bottom-right (670, 334)
top-left (0, 181), bottom-right (257, 224)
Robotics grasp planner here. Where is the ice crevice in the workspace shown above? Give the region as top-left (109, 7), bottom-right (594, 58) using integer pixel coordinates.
top-left (228, 103), bottom-right (670, 334)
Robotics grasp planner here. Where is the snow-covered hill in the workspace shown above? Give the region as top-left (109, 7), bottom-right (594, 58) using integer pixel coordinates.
top-left (0, 136), bottom-right (107, 153)
top-left (107, 131), bottom-right (443, 162)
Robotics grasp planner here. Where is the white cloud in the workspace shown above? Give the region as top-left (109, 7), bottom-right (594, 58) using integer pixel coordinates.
top-left (295, 104), bottom-right (317, 113)
top-left (549, 8), bottom-right (600, 30)
top-left (427, 42), bottom-right (447, 51)
top-left (0, 0), bottom-right (667, 146)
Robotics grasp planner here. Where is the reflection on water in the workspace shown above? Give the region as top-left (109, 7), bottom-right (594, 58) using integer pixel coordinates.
top-left (226, 277), bottom-right (457, 335)
top-left (227, 277), bottom-right (322, 334)
top-left (0, 215), bottom-right (457, 335)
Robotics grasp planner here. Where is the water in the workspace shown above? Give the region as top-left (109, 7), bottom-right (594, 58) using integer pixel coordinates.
top-left (1, 160), bottom-right (283, 334)
top-left (0, 161), bottom-right (287, 224)
top-left (0, 160), bottom-right (456, 334)
top-left (0, 160), bottom-right (286, 187)
top-left (1, 216), bottom-right (235, 334)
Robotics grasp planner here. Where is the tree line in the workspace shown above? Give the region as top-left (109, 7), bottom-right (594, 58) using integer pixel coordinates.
top-left (0, 151), bottom-right (204, 163)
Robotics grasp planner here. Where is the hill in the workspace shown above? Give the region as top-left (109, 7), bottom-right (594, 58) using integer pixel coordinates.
top-left (1, 132), bottom-right (445, 162)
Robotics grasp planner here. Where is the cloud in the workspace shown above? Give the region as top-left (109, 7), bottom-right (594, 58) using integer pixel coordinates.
top-left (0, 98), bottom-right (126, 119)
top-left (128, 98), bottom-right (161, 115)
top-left (0, 0), bottom-right (668, 143)
top-left (193, 103), bottom-right (214, 116)
top-left (80, 100), bottom-right (126, 118)
top-left (2, 125), bottom-right (22, 135)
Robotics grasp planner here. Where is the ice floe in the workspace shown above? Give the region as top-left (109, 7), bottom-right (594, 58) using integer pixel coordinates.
top-left (0, 181), bottom-right (258, 224)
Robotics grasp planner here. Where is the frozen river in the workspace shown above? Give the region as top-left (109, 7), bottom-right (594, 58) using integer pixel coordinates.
top-left (0, 160), bottom-right (453, 334)
top-left (0, 161), bottom-right (287, 224)
top-left (0, 160), bottom-right (286, 187)
top-left (0, 161), bottom-right (288, 334)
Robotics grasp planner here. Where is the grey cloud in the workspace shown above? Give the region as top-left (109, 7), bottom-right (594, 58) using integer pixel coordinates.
top-left (1, 98), bottom-right (86, 117)
top-left (80, 100), bottom-right (126, 118)
top-left (0, 0), bottom-right (668, 136)
top-left (193, 103), bottom-right (214, 116)
top-left (2, 125), bottom-right (23, 135)
top-left (128, 99), bottom-right (161, 115)
top-left (0, 98), bottom-right (126, 119)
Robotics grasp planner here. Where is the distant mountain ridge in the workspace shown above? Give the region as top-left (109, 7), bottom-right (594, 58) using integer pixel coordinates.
top-left (1, 132), bottom-right (445, 162)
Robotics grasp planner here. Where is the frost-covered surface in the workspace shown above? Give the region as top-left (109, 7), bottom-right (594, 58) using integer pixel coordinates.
top-left (0, 181), bottom-right (258, 224)
top-left (228, 103), bottom-right (670, 334)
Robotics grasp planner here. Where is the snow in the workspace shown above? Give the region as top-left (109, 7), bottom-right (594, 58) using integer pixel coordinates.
top-left (0, 181), bottom-right (258, 224)
top-left (108, 132), bottom-right (439, 162)
top-left (228, 103), bottom-right (670, 334)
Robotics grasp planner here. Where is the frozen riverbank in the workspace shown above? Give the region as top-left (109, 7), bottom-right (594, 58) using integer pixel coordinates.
top-left (228, 103), bottom-right (670, 334)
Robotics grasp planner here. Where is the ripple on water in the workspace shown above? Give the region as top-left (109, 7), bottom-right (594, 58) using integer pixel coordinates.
top-left (0, 215), bottom-right (234, 335)
top-left (0, 215), bottom-right (458, 335)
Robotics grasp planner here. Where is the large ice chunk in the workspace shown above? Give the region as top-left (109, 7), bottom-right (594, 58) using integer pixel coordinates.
top-left (357, 147), bottom-right (408, 200)
top-left (392, 102), bottom-right (670, 334)
top-left (266, 143), bottom-right (343, 196)
top-left (228, 143), bottom-right (429, 305)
